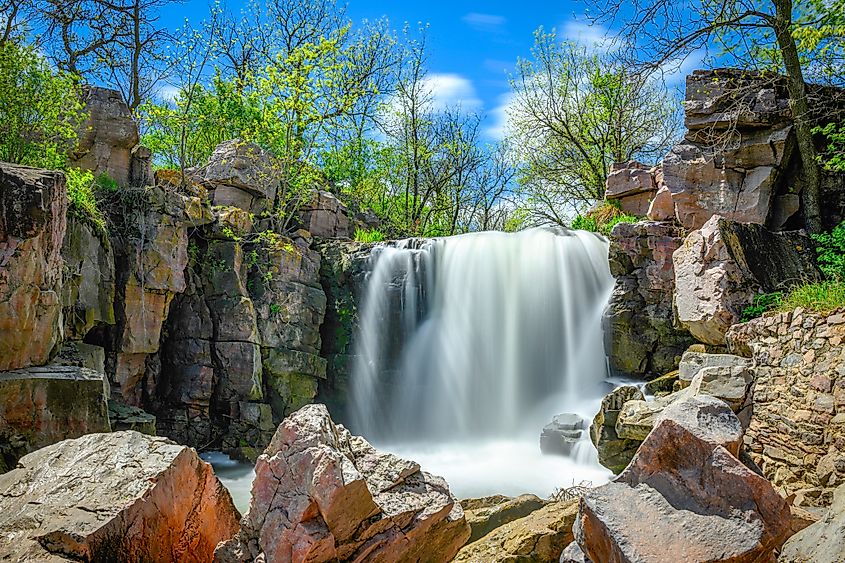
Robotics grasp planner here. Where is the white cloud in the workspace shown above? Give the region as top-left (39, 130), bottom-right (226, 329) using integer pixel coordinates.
top-left (560, 21), bottom-right (615, 53)
top-left (483, 92), bottom-right (518, 140)
top-left (462, 12), bottom-right (507, 32)
top-left (422, 73), bottom-right (483, 112)
top-left (157, 84), bottom-right (181, 102)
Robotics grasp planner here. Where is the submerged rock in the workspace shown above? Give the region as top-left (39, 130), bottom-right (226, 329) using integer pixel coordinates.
top-left (453, 500), bottom-right (578, 563)
top-left (0, 431), bottom-right (240, 562)
top-left (215, 404), bottom-right (470, 563)
top-left (541, 413), bottom-right (585, 456)
top-left (574, 395), bottom-right (791, 563)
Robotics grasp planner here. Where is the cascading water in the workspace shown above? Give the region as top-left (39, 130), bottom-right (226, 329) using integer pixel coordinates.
top-left (350, 227), bottom-right (616, 498)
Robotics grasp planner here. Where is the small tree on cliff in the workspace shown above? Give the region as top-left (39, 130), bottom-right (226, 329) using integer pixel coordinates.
top-left (507, 29), bottom-right (680, 225)
top-left (590, 0), bottom-right (845, 233)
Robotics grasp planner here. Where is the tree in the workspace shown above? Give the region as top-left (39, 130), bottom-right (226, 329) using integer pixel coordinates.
top-left (0, 40), bottom-right (84, 168)
top-left (508, 29), bottom-right (680, 225)
top-left (591, 0), bottom-right (845, 232)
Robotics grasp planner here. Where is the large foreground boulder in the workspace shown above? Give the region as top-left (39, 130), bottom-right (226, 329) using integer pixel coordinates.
top-left (461, 494), bottom-right (547, 543)
top-left (574, 395), bottom-right (792, 563)
top-left (453, 500), bottom-right (578, 563)
top-left (215, 404), bottom-right (470, 563)
top-left (0, 431), bottom-right (240, 562)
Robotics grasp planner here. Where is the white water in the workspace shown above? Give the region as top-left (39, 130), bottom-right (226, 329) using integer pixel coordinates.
top-left (350, 227), bottom-right (616, 498)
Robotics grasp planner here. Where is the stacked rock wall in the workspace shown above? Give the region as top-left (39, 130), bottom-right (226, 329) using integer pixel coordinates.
top-left (728, 309), bottom-right (845, 507)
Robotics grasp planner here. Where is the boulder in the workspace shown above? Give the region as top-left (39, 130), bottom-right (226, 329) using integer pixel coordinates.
top-left (202, 139), bottom-right (278, 212)
top-left (298, 189), bottom-right (353, 238)
top-left (461, 494), bottom-right (547, 543)
top-left (215, 404), bottom-right (470, 563)
top-left (541, 413), bottom-right (585, 456)
top-left (780, 482), bottom-right (845, 563)
top-left (674, 216), bottom-right (820, 345)
top-left (604, 161), bottom-right (657, 216)
top-left (673, 215), bottom-right (759, 344)
top-left (0, 163), bottom-right (67, 371)
top-left (615, 390), bottom-right (686, 441)
top-left (646, 185), bottom-right (674, 221)
top-left (678, 350), bottom-right (751, 388)
top-left (0, 365), bottom-right (110, 468)
top-left (70, 86), bottom-right (140, 186)
top-left (453, 500), bottom-right (579, 563)
top-left (590, 386), bottom-right (645, 473)
top-left (0, 431), bottom-right (240, 561)
top-left (574, 395), bottom-right (792, 563)
top-left (560, 541), bottom-right (591, 563)
top-left (604, 221), bottom-right (694, 376)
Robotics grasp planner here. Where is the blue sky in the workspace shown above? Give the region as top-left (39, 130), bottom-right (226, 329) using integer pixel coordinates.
top-left (162, 0), bottom-right (698, 140)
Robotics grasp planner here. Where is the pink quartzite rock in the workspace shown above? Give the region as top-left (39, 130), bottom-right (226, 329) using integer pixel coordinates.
top-left (215, 404), bottom-right (470, 563)
top-left (574, 395), bottom-right (792, 563)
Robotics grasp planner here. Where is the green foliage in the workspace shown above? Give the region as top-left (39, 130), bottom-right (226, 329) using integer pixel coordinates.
top-left (777, 281), bottom-right (845, 314)
top-left (0, 41), bottom-right (85, 169)
top-left (354, 228), bottom-right (385, 243)
top-left (65, 168), bottom-right (107, 233)
top-left (571, 202), bottom-right (639, 235)
top-left (269, 303), bottom-right (282, 315)
top-left (814, 122), bottom-right (845, 173)
top-left (811, 220), bottom-right (845, 280)
top-left (741, 292), bottom-right (784, 322)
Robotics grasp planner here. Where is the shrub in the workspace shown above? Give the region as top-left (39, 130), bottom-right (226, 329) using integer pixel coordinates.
top-left (0, 41), bottom-right (85, 169)
top-left (571, 202), bottom-right (638, 236)
top-left (355, 228), bottom-right (385, 243)
top-left (811, 220), bottom-right (845, 281)
top-left (741, 292), bottom-right (783, 321)
top-left (65, 168), bottom-right (107, 234)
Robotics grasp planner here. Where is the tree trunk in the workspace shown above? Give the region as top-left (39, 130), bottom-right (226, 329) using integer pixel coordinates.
top-left (773, 0), bottom-right (823, 233)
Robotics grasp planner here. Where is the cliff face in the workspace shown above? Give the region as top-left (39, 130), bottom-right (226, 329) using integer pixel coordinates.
top-left (0, 88), bottom-right (360, 467)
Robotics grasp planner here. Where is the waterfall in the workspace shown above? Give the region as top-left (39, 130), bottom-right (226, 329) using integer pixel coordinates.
top-left (350, 227), bottom-right (615, 447)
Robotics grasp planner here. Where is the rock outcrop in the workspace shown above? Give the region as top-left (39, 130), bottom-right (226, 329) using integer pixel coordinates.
top-left (201, 139), bottom-right (278, 215)
top-left (0, 365), bottom-right (110, 471)
top-left (604, 221), bottom-right (694, 376)
top-left (0, 163), bottom-right (67, 371)
top-left (453, 500), bottom-right (578, 563)
top-left (0, 431), bottom-right (240, 562)
top-left (216, 404), bottom-right (470, 563)
top-left (604, 161), bottom-right (659, 216)
top-left (727, 308), bottom-right (845, 507)
top-left (299, 189), bottom-right (353, 239)
top-left (574, 395), bottom-right (792, 563)
top-left (673, 215), bottom-right (819, 345)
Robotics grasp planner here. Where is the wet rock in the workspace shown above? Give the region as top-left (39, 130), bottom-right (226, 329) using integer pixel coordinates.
top-left (780, 482), bottom-right (845, 563)
top-left (461, 494), bottom-right (547, 543)
top-left (454, 500), bottom-right (579, 563)
top-left (0, 163), bottom-right (67, 371)
top-left (590, 386), bottom-right (645, 473)
top-left (541, 413), bottom-right (585, 456)
top-left (604, 221), bottom-right (694, 377)
top-left (643, 370), bottom-right (678, 395)
top-left (574, 395), bottom-right (791, 563)
top-left (215, 404), bottom-right (469, 562)
top-left (70, 86), bottom-right (140, 185)
top-left (0, 365), bottom-right (110, 468)
top-left (604, 161), bottom-right (658, 216)
top-left (298, 189), bottom-right (353, 238)
top-left (0, 431), bottom-right (240, 562)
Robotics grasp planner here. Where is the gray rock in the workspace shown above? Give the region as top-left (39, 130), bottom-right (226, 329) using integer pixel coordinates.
top-left (780, 482), bottom-right (845, 563)
top-left (201, 139), bottom-right (279, 204)
top-left (590, 386), bottom-right (645, 473)
top-left (0, 431), bottom-right (240, 562)
top-left (541, 413), bottom-right (585, 456)
top-left (298, 189), bottom-right (353, 238)
top-left (560, 541), bottom-right (591, 563)
top-left (678, 350), bottom-right (751, 387)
